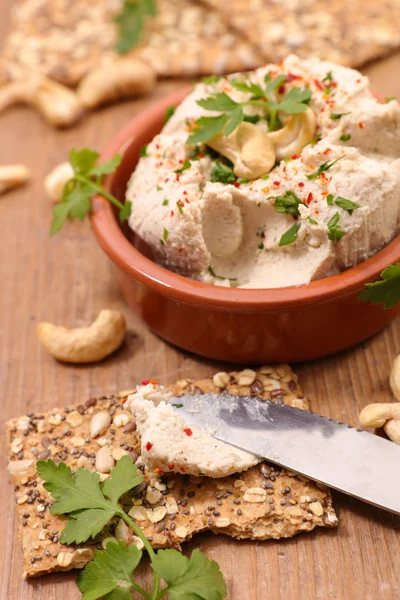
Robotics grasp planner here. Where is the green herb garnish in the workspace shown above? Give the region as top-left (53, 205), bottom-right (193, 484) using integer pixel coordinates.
top-left (172, 403), bottom-right (184, 408)
top-left (334, 196), bottom-right (360, 215)
top-left (140, 144), bottom-right (148, 157)
top-left (176, 201), bottom-right (184, 214)
top-left (340, 133), bottom-right (351, 141)
top-left (38, 457), bottom-right (227, 600)
top-left (210, 160), bottom-right (236, 184)
top-left (188, 77), bottom-right (312, 144)
top-left (163, 227), bottom-right (169, 241)
top-left (50, 148), bottom-right (128, 235)
top-left (386, 97), bottom-right (396, 103)
top-left (327, 212), bottom-right (344, 242)
top-left (208, 265), bottom-right (237, 281)
top-left (272, 190), bottom-right (304, 217)
top-left (162, 198), bottom-right (169, 206)
top-left (330, 112), bottom-right (351, 120)
top-left (115, 0), bottom-right (157, 55)
top-left (306, 156), bottom-right (344, 180)
top-left (202, 75), bottom-right (220, 85)
top-left (156, 185), bottom-right (163, 191)
top-left (279, 222), bottom-right (301, 246)
top-left (174, 158), bottom-right (191, 174)
top-left (326, 193), bottom-right (334, 206)
top-left (307, 217), bottom-right (318, 225)
top-left (359, 263), bottom-right (400, 308)
top-left (164, 105), bottom-right (176, 123)
top-left (322, 71), bottom-right (333, 84)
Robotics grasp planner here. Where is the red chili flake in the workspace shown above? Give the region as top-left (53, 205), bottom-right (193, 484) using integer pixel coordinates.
top-left (323, 148), bottom-right (331, 155)
top-left (314, 79), bottom-right (324, 90)
top-left (164, 178), bottom-right (170, 183)
top-left (141, 379), bottom-right (150, 385)
top-left (155, 143), bottom-right (160, 150)
top-left (170, 210), bottom-right (175, 217)
top-left (298, 182), bottom-right (305, 187)
top-left (286, 73), bottom-right (301, 82)
top-left (321, 190), bottom-right (328, 196)
top-left (168, 463), bottom-right (175, 470)
top-left (278, 84), bottom-right (285, 94)
top-left (146, 442), bottom-right (153, 451)
top-left (306, 192), bottom-right (313, 204)
top-left (183, 190), bottom-right (188, 195)
top-left (121, 397), bottom-right (128, 403)
top-left (291, 155), bottom-right (300, 160)
top-left (183, 428), bottom-right (193, 436)
top-left (178, 248), bottom-right (184, 253)
top-left (358, 121), bottom-right (364, 129)
top-left (233, 181), bottom-right (240, 188)
top-left (179, 466), bottom-right (187, 472)
top-left (273, 181), bottom-right (280, 187)
top-left (315, 209), bottom-right (320, 215)
top-left (154, 467), bottom-right (164, 475)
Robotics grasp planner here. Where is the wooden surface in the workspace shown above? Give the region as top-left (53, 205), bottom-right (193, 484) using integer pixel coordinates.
top-left (1, 1), bottom-right (400, 596)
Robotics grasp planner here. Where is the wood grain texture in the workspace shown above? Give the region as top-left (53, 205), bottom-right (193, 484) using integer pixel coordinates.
top-left (1, 0), bottom-right (400, 595)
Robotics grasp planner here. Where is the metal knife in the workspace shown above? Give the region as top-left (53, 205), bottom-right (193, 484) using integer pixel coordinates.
top-left (168, 393), bottom-right (400, 515)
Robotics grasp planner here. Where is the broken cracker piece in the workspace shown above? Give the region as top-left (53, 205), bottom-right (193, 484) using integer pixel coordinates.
top-left (6, 366), bottom-right (336, 578)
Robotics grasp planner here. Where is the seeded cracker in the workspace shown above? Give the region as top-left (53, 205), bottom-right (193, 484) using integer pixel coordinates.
top-left (200, 0), bottom-right (400, 68)
top-left (6, 365), bottom-right (337, 578)
top-left (0, 0), bottom-right (262, 87)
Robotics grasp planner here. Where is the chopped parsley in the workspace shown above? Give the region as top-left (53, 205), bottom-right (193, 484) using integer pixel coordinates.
top-left (172, 403), bottom-right (184, 408)
top-left (163, 227), bottom-right (169, 241)
top-left (272, 190), bottom-right (304, 217)
top-left (330, 112), bottom-right (351, 120)
top-left (210, 160), bottom-right (236, 184)
top-left (305, 133), bottom-right (322, 146)
top-left (156, 185), bottom-right (163, 191)
top-left (306, 156), bottom-right (344, 180)
top-left (174, 158), bottom-right (191, 174)
top-left (258, 242), bottom-right (264, 249)
top-left (207, 265), bottom-right (237, 282)
top-left (307, 217), bottom-right (318, 225)
top-left (139, 144), bottom-right (148, 157)
top-left (386, 96), bottom-right (396, 103)
top-left (279, 222), bottom-right (301, 247)
top-left (176, 201), bottom-right (184, 214)
top-left (326, 193), bottom-right (334, 206)
top-left (327, 212), bottom-right (344, 242)
top-left (164, 105), bottom-right (176, 123)
top-left (323, 71), bottom-right (333, 84)
top-left (238, 177), bottom-right (250, 184)
top-left (162, 198), bottom-right (169, 206)
top-left (261, 174), bottom-right (270, 180)
top-left (340, 133), bottom-right (351, 141)
top-left (334, 196), bottom-right (360, 215)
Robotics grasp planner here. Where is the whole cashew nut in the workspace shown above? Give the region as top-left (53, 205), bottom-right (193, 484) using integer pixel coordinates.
top-left (44, 162), bottom-right (74, 202)
top-left (208, 121), bottom-right (275, 180)
top-left (77, 58), bottom-right (156, 109)
top-left (0, 77), bottom-right (83, 127)
top-left (359, 402), bottom-right (400, 444)
top-left (0, 165), bottom-right (31, 195)
top-left (37, 310), bottom-right (126, 363)
top-left (268, 107), bottom-right (317, 161)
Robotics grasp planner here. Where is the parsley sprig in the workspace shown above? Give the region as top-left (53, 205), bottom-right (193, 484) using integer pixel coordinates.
top-left (272, 190), bottom-right (304, 217)
top-left (306, 156), bottom-right (344, 180)
top-left (38, 457), bottom-right (226, 600)
top-left (50, 148), bottom-right (130, 235)
top-left (359, 263), bottom-right (400, 309)
top-left (115, 0), bottom-right (157, 55)
top-left (188, 74), bottom-right (312, 145)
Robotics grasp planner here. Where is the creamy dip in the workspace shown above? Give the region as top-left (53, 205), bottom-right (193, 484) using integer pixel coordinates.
top-left (127, 55), bottom-right (400, 288)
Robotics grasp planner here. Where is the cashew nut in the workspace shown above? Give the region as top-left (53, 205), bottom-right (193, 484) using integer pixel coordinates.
top-left (268, 107), bottom-right (317, 160)
top-left (0, 164), bottom-right (30, 195)
top-left (37, 310), bottom-right (126, 363)
top-left (0, 77), bottom-right (83, 127)
top-left (77, 58), bottom-right (156, 109)
top-left (359, 402), bottom-right (400, 444)
top-left (208, 121), bottom-right (275, 179)
top-left (44, 161), bottom-right (74, 202)
top-left (390, 354), bottom-right (400, 401)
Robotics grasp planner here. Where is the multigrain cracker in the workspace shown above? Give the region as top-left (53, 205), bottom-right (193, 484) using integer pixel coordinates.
top-left (6, 366), bottom-right (337, 578)
top-left (0, 0), bottom-right (261, 87)
top-left (200, 0), bottom-right (400, 67)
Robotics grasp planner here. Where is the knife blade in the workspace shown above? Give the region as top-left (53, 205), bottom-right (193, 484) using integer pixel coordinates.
top-left (168, 393), bottom-right (400, 515)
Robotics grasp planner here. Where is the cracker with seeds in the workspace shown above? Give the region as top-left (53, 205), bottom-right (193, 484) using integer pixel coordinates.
top-left (6, 365), bottom-right (337, 578)
top-left (200, 0), bottom-right (400, 67)
top-left (0, 0), bottom-right (262, 87)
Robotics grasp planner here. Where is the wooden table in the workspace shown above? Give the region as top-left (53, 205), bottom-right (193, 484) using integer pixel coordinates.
top-left (1, 1), bottom-right (400, 596)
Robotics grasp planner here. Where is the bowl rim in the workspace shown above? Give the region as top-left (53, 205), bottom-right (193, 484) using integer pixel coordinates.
top-left (90, 86), bottom-right (400, 310)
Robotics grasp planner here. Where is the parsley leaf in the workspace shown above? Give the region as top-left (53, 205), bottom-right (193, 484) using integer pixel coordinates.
top-left (174, 158), bottom-right (191, 174)
top-left (340, 133), bottom-right (351, 141)
top-left (140, 144), bottom-right (148, 157)
top-left (279, 222), bottom-right (301, 246)
top-left (330, 112), bottom-right (351, 120)
top-left (327, 212), bottom-right (345, 242)
top-left (114, 0), bottom-right (157, 55)
top-left (386, 96), bottom-right (396, 103)
top-left (152, 548), bottom-right (227, 600)
top-left (210, 160), bottom-right (236, 184)
top-left (164, 105), bottom-right (176, 123)
top-left (187, 114), bottom-right (229, 144)
top-left (50, 148), bottom-right (127, 234)
top-left (272, 190), bottom-right (303, 217)
top-left (323, 71), bottom-right (333, 83)
top-left (208, 265), bottom-right (237, 282)
top-left (306, 156), bottom-right (344, 180)
top-left (202, 75), bottom-right (220, 85)
top-left (197, 92), bottom-right (239, 112)
top-left (334, 196), bottom-right (360, 215)
top-left (272, 87), bottom-right (312, 114)
top-left (264, 74), bottom-right (286, 94)
top-left (230, 78), bottom-right (264, 97)
top-left (77, 541), bottom-right (142, 600)
top-left (37, 456), bottom-right (143, 544)
top-left (359, 263), bottom-right (400, 308)
top-left (326, 193), bottom-right (334, 206)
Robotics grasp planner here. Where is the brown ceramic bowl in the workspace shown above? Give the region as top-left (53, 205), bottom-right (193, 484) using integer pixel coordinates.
top-left (90, 88), bottom-right (400, 364)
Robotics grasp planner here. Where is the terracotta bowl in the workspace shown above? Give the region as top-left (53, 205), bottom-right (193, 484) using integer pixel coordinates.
top-left (90, 88), bottom-right (400, 364)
